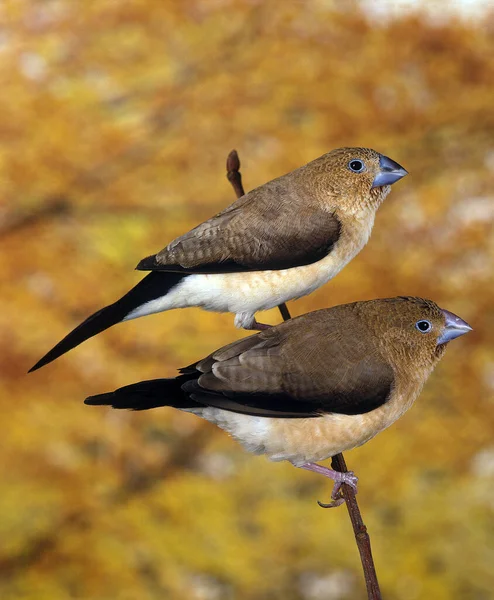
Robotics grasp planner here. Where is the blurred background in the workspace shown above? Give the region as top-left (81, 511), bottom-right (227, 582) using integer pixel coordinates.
top-left (1, 1), bottom-right (493, 598)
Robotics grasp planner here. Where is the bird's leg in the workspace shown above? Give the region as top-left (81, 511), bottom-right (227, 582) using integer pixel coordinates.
top-left (297, 462), bottom-right (359, 508)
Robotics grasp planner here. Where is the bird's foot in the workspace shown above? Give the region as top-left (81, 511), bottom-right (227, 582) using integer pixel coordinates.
top-left (318, 470), bottom-right (358, 508)
top-left (297, 462), bottom-right (358, 509)
top-left (234, 312), bottom-right (272, 330)
top-left (251, 320), bottom-right (272, 331)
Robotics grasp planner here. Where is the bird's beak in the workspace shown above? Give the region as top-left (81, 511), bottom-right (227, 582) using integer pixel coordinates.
top-left (371, 155), bottom-right (408, 188)
top-left (437, 309), bottom-right (472, 344)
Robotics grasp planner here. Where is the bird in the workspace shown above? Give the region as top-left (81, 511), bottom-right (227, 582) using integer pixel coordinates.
top-left (85, 297), bottom-right (472, 507)
top-left (29, 147), bottom-right (407, 372)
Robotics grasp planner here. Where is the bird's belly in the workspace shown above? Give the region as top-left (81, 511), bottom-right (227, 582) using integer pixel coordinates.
top-left (265, 413), bottom-right (388, 465)
top-left (190, 385), bottom-right (421, 466)
top-left (265, 386), bottom-right (422, 464)
top-left (169, 242), bottom-right (361, 315)
top-left (187, 408), bottom-right (387, 466)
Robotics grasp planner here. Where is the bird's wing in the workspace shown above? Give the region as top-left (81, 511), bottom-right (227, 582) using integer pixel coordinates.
top-left (180, 309), bottom-right (395, 418)
top-left (137, 180), bottom-right (341, 273)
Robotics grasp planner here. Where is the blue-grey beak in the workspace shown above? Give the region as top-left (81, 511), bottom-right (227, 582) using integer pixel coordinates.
top-left (437, 309), bottom-right (472, 344)
top-left (371, 154), bottom-right (408, 189)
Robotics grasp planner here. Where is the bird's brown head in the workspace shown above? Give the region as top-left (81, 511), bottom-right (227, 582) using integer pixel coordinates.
top-left (356, 297), bottom-right (472, 373)
top-left (308, 147), bottom-right (408, 211)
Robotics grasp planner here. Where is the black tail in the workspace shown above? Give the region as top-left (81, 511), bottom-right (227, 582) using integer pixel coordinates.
top-left (84, 375), bottom-right (200, 411)
top-left (29, 271), bottom-right (186, 373)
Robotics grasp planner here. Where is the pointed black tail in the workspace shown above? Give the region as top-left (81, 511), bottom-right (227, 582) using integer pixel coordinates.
top-left (29, 271), bottom-right (186, 373)
top-left (84, 375), bottom-right (201, 411)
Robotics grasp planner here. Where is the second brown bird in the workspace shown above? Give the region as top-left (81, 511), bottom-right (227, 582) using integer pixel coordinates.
top-left (85, 297), bottom-right (471, 506)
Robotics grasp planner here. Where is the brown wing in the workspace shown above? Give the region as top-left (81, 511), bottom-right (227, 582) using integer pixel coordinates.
top-left (180, 308), bottom-right (395, 418)
top-left (136, 178), bottom-right (341, 273)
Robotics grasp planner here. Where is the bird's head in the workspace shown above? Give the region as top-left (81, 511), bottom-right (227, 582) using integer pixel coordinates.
top-left (360, 297), bottom-right (472, 372)
top-left (312, 147), bottom-right (408, 211)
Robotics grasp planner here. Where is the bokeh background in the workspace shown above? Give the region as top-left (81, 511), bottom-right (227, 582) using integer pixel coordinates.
top-left (1, 1), bottom-right (493, 598)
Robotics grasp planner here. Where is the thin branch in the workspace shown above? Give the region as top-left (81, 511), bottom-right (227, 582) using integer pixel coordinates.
top-left (277, 302), bottom-right (292, 322)
top-left (226, 150), bottom-right (245, 198)
top-left (226, 150), bottom-right (382, 600)
top-left (331, 454), bottom-right (381, 599)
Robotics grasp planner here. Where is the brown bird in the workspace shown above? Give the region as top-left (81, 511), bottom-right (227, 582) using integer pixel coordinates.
top-left (85, 297), bottom-right (471, 507)
top-left (29, 148), bottom-right (407, 372)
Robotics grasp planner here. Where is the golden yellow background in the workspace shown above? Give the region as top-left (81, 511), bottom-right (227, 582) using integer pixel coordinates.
top-left (1, 1), bottom-right (493, 598)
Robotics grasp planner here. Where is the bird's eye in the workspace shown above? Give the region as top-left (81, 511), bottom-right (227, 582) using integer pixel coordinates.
top-left (348, 159), bottom-right (365, 173)
top-left (415, 320), bottom-right (432, 333)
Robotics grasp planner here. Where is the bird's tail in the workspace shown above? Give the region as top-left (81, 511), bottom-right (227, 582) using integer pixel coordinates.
top-left (29, 271), bottom-right (186, 372)
top-left (84, 375), bottom-right (200, 411)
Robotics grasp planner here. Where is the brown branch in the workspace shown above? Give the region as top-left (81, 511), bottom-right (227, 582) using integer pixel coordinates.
top-left (331, 454), bottom-right (381, 599)
top-left (277, 302), bottom-right (292, 321)
top-left (226, 150), bottom-right (245, 198)
top-left (226, 150), bottom-right (382, 600)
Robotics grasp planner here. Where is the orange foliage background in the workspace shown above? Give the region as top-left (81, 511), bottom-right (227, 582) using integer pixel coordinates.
top-left (1, 1), bottom-right (493, 599)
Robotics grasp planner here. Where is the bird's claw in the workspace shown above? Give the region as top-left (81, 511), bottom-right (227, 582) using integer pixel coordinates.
top-left (317, 495), bottom-right (345, 509)
top-left (252, 320), bottom-right (272, 331)
top-left (317, 471), bottom-right (358, 509)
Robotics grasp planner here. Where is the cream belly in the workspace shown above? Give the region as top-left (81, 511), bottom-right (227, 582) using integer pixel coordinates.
top-left (125, 209), bottom-right (375, 324)
top-left (187, 376), bottom-right (424, 466)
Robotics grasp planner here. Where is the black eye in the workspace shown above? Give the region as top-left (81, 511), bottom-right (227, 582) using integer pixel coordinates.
top-left (415, 320), bottom-right (432, 333)
top-left (348, 159), bottom-right (365, 173)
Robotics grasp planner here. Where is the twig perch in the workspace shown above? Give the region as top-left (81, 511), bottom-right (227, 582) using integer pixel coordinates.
top-left (226, 149), bottom-right (382, 600)
top-left (331, 454), bottom-right (381, 599)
